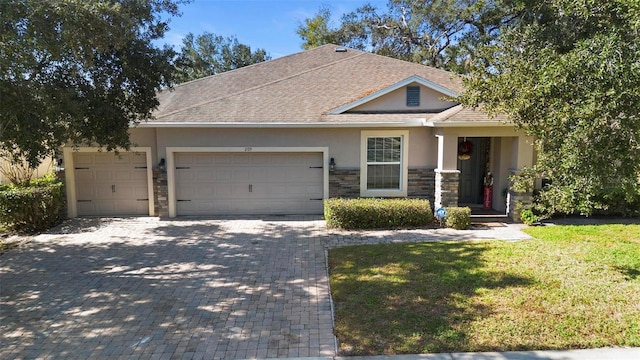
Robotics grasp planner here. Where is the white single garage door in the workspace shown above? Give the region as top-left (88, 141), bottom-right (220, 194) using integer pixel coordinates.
top-left (174, 152), bottom-right (324, 215)
top-left (74, 152), bottom-right (150, 216)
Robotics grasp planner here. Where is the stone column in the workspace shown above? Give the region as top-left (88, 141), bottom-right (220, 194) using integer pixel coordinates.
top-left (507, 190), bottom-right (534, 222)
top-left (434, 169), bottom-right (460, 209)
top-left (507, 136), bottom-right (536, 222)
top-left (153, 169), bottom-right (169, 218)
top-left (434, 133), bottom-right (460, 209)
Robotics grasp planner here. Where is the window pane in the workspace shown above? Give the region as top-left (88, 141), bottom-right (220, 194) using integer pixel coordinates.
top-left (367, 137), bottom-right (401, 163)
top-left (367, 164), bottom-right (400, 189)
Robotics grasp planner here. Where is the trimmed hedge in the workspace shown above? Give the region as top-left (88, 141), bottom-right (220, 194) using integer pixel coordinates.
top-left (444, 207), bottom-right (471, 230)
top-left (0, 175), bottom-right (65, 233)
top-left (324, 198), bottom-right (434, 229)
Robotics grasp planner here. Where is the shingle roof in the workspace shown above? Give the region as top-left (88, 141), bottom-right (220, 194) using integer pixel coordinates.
top-left (426, 105), bottom-right (509, 126)
top-left (150, 44), bottom-right (466, 125)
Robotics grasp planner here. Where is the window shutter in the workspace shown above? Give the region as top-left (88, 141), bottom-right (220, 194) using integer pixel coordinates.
top-left (406, 86), bottom-right (420, 106)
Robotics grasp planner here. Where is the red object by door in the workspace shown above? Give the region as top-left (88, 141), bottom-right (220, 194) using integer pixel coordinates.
top-left (483, 186), bottom-right (493, 209)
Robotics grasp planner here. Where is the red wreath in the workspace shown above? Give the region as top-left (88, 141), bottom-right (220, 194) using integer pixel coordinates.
top-left (458, 140), bottom-right (473, 160)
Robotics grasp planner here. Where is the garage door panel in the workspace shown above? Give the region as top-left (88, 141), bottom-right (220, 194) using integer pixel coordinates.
top-left (74, 152), bottom-right (149, 216)
top-left (175, 152), bottom-right (323, 216)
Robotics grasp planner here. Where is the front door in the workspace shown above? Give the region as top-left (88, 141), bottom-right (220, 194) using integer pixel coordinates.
top-left (457, 137), bottom-right (489, 204)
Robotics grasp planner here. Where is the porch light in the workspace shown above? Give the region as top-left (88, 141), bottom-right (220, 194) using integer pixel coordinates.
top-left (158, 158), bottom-right (166, 171)
top-left (329, 158), bottom-right (336, 173)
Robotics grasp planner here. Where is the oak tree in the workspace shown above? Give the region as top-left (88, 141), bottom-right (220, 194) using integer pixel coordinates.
top-left (0, 0), bottom-right (184, 174)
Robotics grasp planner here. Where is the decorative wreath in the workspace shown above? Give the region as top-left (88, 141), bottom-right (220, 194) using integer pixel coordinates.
top-left (458, 140), bottom-right (473, 160)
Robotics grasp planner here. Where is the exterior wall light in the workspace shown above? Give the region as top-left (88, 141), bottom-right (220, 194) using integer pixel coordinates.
top-left (158, 158), bottom-right (166, 171)
top-left (329, 158), bottom-right (336, 173)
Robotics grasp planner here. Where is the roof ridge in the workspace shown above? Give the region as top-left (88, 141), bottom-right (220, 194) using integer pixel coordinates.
top-left (156, 48), bottom-right (368, 120)
top-left (160, 44), bottom-right (345, 91)
top-left (427, 104), bottom-right (464, 122)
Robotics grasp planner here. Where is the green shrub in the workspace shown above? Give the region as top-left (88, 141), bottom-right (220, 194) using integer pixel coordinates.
top-left (324, 198), bottom-right (434, 229)
top-left (519, 209), bottom-right (540, 225)
top-left (444, 207), bottom-right (471, 230)
top-left (0, 174), bottom-right (65, 233)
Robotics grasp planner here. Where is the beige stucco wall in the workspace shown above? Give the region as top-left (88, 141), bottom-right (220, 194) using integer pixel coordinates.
top-left (155, 127), bottom-right (438, 169)
top-left (129, 127), bottom-right (158, 164)
top-left (0, 158), bottom-right (54, 184)
top-left (350, 84), bottom-right (457, 113)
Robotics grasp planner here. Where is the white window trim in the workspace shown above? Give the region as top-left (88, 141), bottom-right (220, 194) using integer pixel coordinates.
top-left (360, 130), bottom-right (409, 197)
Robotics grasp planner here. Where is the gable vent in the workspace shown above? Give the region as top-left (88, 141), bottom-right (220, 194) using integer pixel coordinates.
top-left (335, 47), bottom-right (347, 52)
top-left (406, 86), bottom-right (420, 106)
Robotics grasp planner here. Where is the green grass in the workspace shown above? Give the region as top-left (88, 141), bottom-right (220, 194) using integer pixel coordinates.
top-left (329, 224), bottom-right (640, 355)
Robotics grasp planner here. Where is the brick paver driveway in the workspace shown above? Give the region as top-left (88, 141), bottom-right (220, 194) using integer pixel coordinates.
top-left (1, 217), bottom-right (335, 359)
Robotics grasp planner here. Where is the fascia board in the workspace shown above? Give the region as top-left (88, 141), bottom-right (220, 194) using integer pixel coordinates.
top-left (425, 121), bottom-right (513, 128)
top-left (137, 119), bottom-right (429, 128)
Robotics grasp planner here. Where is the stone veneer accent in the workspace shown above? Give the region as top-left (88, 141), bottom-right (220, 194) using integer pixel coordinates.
top-left (507, 191), bottom-right (533, 223)
top-left (330, 168), bottom-right (436, 202)
top-left (329, 169), bottom-right (360, 198)
top-left (407, 168), bottom-right (435, 204)
top-left (434, 169), bottom-right (460, 209)
top-left (153, 169), bottom-right (169, 217)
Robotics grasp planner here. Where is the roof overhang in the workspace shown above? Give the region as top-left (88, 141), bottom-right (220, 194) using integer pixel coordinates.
top-left (327, 75), bottom-right (459, 115)
top-left (425, 121), bottom-right (513, 128)
top-left (137, 119), bottom-right (430, 129)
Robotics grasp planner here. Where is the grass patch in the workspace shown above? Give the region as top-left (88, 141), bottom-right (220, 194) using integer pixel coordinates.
top-left (329, 224), bottom-right (640, 355)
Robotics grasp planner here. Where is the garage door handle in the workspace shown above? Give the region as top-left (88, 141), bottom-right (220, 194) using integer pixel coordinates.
top-left (176, 166), bottom-right (190, 169)
top-left (310, 198), bottom-right (323, 201)
top-left (112, 185), bottom-right (116, 193)
top-left (136, 199), bottom-right (148, 201)
top-left (249, 184), bottom-right (252, 192)
top-left (309, 166), bottom-right (323, 169)
top-left (77, 200), bottom-right (92, 202)
top-left (177, 199), bottom-right (191, 202)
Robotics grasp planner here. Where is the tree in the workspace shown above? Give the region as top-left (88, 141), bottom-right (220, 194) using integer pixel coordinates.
top-left (0, 0), bottom-right (184, 173)
top-left (174, 32), bottom-right (270, 83)
top-left (461, 0), bottom-right (640, 216)
top-left (297, 1), bottom-right (517, 72)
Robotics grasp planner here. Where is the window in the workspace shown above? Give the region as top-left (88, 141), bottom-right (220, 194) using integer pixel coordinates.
top-left (406, 86), bottom-right (420, 106)
top-left (367, 137), bottom-right (401, 189)
top-left (360, 130), bottom-right (409, 197)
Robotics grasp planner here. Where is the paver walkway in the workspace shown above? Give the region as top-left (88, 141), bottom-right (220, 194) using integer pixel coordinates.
top-left (1, 217), bottom-right (532, 359)
top-left (1, 217), bottom-right (335, 359)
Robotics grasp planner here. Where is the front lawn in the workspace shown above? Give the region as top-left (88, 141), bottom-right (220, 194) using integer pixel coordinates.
top-left (329, 224), bottom-right (640, 355)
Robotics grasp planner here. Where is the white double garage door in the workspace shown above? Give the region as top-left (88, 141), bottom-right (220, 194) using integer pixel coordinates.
top-left (71, 149), bottom-right (325, 217)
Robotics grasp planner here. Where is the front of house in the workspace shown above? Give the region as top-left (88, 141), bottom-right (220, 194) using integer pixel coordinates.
top-left (62, 45), bottom-right (535, 220)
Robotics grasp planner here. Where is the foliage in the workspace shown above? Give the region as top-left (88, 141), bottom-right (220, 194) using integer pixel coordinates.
top-left (461, 0), bottom-right (640, 216)
top-left (324, 198), bottom-right (433, 229)
top-left (0, 149), bottom-right (36, 186)
top-left (174, 32), bottom-right (270, 83)
top-left (0, 0), bottom-right (185, 168)
top-left (329, 225), bottom-right (640, 354)
top-left (0, 173), bottom-right (65, 233)
top-left (519, 209), bottom-right (539, 225)
top-left (444, 206), bottom-right (471, 230)
top-left (297, 1), bottom-right (518, 72)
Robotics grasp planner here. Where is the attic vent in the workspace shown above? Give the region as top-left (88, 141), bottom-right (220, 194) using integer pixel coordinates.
top-left (335, 47), bottom-right (347, 52)
top-left (407, 86), bottom-right (420, 106)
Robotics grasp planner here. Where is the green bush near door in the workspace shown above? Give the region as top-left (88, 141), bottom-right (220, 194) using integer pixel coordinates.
top-left (324, 198), bottom-right (434, 229)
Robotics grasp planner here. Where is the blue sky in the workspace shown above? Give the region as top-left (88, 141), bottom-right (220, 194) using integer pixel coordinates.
top-left (161, 0), bottom-right (387, 58)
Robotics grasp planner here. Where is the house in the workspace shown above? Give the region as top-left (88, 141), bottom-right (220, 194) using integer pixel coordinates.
top-left (62, 44), bottom-right (535, 220)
